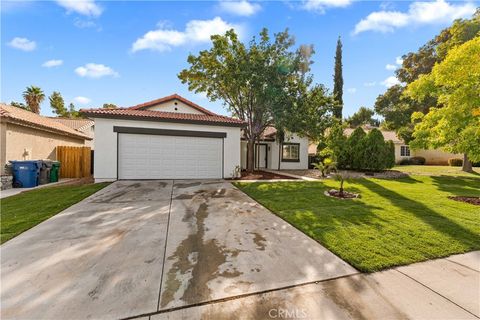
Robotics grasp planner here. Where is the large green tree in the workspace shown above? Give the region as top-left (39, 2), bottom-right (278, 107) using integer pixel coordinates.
top-left (22, 86), bottom-right (45, 114)
top-left (179, 28), bottom-right (333, 171)
top-left (332, 36), bottom-right (343, 119)
top-left (346, 106), bottom-right (379, 128)
top-left (10, 101), bottom-right (30, 111)
top-left (102, 103), bottom-right (118, 109)
top-left (49, 91), bottom-right (68, 117)
top-left (375, 11), bottom-right (479, 138)
top-left (405, 37), bottom-right (480, 172)
top-left (68, 103), bottom-right (81, 118)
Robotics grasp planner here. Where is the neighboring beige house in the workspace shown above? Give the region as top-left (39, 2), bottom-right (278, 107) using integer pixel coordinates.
top-left (50, 118), bottom-right (95, 149)
top-left (0, 104), bottom-right (92, 174)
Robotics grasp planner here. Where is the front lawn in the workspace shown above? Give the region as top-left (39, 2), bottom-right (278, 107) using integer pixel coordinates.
top-left (394, 165), bottom-right (479, 177)
top-left (235, 175), bottom-right (480, 272)
top-left (1, 182), bottom-right (110, 244)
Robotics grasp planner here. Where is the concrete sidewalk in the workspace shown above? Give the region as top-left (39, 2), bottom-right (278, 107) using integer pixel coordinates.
top-left (0, 178), bottom-right (76, 199)
top-left (151, 251), bottom-right (479, 320)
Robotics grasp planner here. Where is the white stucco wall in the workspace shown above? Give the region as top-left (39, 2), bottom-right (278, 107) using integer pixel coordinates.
top-left (240, 133), bottom-right (309, 170)
top-left (146, 100), bottom-right (204, 114)
top-left (92, 117), bottom-right (241, 181)
top-left (271, 134), bottom-right (309, 170)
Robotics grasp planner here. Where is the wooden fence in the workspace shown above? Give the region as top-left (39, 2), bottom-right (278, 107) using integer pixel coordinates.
top-left (56, 146), bottom-right (92, 178)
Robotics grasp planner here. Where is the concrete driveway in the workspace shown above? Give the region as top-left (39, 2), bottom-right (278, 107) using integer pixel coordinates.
top-left (1, 180), bottom-right (356, 320)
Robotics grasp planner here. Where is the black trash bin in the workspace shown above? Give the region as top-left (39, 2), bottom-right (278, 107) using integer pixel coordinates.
top-left (39, 160), bottom-right (53, 185)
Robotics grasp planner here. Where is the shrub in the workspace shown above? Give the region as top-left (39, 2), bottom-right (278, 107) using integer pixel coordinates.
top-left (385, 140), bottom-right (396, 168)
top-left (410, 156), bottom-right (426, 165)
top-left (324, 125), bottom-right (395, 172)
top-left (347, 127), bottom-right (367, 170)
top-left (363, 129), bottom-right (388, 171)
top-left (313, 158), bottom-right (337, 177)
top-left (448, 158), bottom-right (463, 166)
top-left (325, 123), bottom-right (349, 169)
top-left (399, 158), bottom-right (411, 165)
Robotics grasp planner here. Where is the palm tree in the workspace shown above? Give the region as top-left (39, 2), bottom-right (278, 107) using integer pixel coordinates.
top-left (22, 86), bottom-right (45, 114)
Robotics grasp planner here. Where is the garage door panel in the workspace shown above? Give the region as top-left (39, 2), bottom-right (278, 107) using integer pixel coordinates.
top-left (118, 133), bottom-right (222, 179)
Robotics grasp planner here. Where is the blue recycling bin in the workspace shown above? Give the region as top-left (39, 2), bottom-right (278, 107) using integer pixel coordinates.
top-left (10, 160), bottom-right (42, 188)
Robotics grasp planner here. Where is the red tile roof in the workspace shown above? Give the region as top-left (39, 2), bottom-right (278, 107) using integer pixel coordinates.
top-left (81, 108), bottom-right (245, 126)
top-left (0, 104), bottom-right (92, 140)
top-left (128, 93), bottom-right (216, 115)
top-left (81, 94), bottom-right (245, 127)
top-left (50, 117), bottom-right (94, 132)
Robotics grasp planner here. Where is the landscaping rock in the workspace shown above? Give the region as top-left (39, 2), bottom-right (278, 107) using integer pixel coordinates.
top-left (281, 169), bottom-right (409, 180)
top-left (0, 175), bottom-right (13, 190)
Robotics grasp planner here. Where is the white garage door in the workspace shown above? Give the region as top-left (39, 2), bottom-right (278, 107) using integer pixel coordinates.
top-left (118, 133), bottom-right (223, 179)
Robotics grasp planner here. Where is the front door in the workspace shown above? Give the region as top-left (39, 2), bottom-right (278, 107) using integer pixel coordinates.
top-left (255, 144), bottom-right (267, 169)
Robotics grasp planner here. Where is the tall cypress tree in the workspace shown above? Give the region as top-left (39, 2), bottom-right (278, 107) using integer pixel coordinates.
top-left (333, 36), bottom-right (343, 119)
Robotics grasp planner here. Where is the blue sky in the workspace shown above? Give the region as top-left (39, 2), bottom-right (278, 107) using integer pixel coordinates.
top-left (2, 0), bottom-right (478, 117)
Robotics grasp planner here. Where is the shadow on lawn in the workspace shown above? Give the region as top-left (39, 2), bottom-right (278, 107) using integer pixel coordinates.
top-left (430, 175), bottom-right (480, 196)
top-left (359, 179), bottom-right (480, 248)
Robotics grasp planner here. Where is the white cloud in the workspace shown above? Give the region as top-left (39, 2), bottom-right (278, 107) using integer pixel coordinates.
top-left (364, 81), bottom-right (376, 87)
top-left (73, 18), bottom-right (99, 29)
top-left (72, 96), bottom-right (91, 104)
top-left (382, 76), bottom-right (400, 88)
top-left (302, 0), bottom-right (352, 13)
top-left (395, 56), bottom-right (403, 65)
top-left (42, 59), bottom-right (63, 68)
top-left (385, 63), bottom-right (397, 71)
top-left (347, 87), bottom-right (357, 94)
top-left (56, 0), bottom-right (102, 17)
top-left (75, 63), bottom-right (119, 78)
top-left (131, 17), bottom-right (242, 53)
top-left (219, 0), bottom-right (261, 16)
top-left (8, 37), bottom-right (36, 51)
top-left (354, 0), bottom-right (476, 34)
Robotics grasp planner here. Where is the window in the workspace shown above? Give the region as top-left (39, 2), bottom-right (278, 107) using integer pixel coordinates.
top-left (282, 143), bottom-right (300, 162)
top-left (400, 145), bottom-right (410, 157)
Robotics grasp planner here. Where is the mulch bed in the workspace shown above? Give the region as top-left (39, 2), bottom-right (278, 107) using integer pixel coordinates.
top-left (229, 170), bottom-right (297, 180)
top-left (448, 196), bottom-right (480, 206)
top-left (324, 189), bottom-right (360, 199)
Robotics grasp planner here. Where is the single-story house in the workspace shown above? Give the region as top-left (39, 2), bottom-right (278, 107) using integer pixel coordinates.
top-left (82, 94), bottom-right (310, 181)
top-left (341, 127), bottom-right (460, 165)
top-left (0, 103), bottom-right (92, 174)
top-left (50, 118), bottom-right (95, 149)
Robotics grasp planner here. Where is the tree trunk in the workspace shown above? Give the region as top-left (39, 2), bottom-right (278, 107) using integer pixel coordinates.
top-left (462, 153), bottom-right (473, 173)
top-left (247, 139), bottom-right (255, 173)
top-left (278, 141), bottom-right (281, 171)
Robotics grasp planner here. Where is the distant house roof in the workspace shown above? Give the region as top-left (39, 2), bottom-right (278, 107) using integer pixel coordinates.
top-left (50, 118), bottom-right (94, 132)
top-left (81, 94), bottom-right (245, 127)
top-left (0, 104), bottom-right (92, 140)
top-left (240, 126), bottom-right (278, 141)
top-left (344, 127), bottom-right (404, 144)
top-left (128, 93), bottom-right (216, 115)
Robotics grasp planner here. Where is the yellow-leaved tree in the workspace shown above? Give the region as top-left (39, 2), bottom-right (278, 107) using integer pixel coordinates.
top-left (405, 37), bottom-right (480, 172)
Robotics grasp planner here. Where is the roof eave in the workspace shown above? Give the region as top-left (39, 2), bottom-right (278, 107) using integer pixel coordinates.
top-left (4, 117), bottom-right (93, 140)
top-left (82, 112), bottom-right (246, 128)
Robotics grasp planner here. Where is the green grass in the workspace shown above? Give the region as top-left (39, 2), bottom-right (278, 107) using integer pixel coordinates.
top-left (394, 165), bottom-right (480, 177)
top-left (235, 175), bottom-right (480, 272)
top-left (1, 182), bottom-right (110, 244)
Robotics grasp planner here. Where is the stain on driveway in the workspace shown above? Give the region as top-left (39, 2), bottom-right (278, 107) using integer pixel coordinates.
top-left (158, 180), bottom-right (357, 310)
top-left (1, 180), bottom-right (356, 320)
